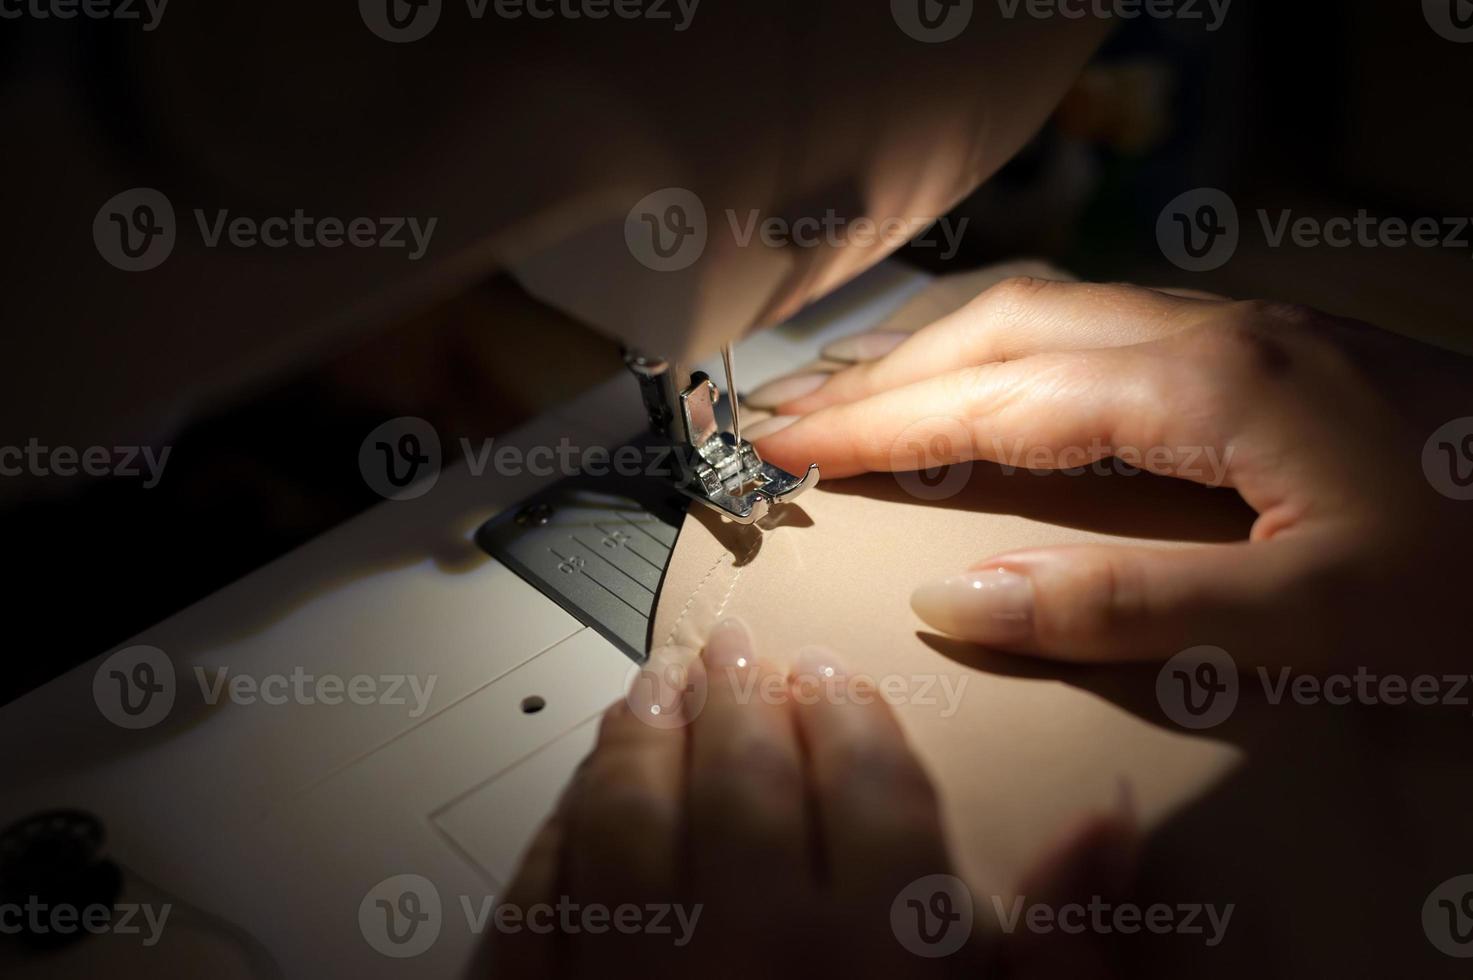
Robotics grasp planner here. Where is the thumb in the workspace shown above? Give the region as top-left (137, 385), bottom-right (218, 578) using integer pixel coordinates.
top-left (910, 536), bottom-right (1343, 667)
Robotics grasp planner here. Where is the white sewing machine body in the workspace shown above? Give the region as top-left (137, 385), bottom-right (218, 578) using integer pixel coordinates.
top-left (0, 264), bottom-right (932, 978)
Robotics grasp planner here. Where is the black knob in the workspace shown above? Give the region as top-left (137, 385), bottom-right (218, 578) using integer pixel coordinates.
top-left (0, 810), bottom-right (123, 950)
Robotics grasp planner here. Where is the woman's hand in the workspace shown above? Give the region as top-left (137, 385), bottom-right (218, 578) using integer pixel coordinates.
top-left (749, 277), bottom-right (1473, 670)
top-left (489, 620), bottom-right (1131, 979)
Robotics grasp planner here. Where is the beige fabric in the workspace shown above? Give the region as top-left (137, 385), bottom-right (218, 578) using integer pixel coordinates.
top-left (652, 466), bottom-right (1250, 896)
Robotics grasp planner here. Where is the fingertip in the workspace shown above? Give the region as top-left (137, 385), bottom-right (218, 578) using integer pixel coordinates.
top-left (789, 645), bottom-right (847, 689)
top-left (910, 569), bottom-right (1035, 648)
top-left (627, 644), bottom-right (703, 725)
top-left (821, 329), bottom-right (909, 364)
top-left (703, 616), bottom-right (754, 669)
top-left (711, 615), bottom-right (750, 641)
top-left (755, 414), bottom-right (867, 481)
top-left (743, 414), bottom-right (798, 442)
top-left (745, 372), bottom-right (827, 410)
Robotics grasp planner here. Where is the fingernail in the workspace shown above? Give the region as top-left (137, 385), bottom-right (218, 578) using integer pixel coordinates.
top-left (627, 647), bottom-right (698, 720)
top-left (911, 569), bottom-right (1034, 646)
top-left (703, 617), bottom-right (754, 669)
top-left (744, 415), bottom-right (798, 442)
top-left (822, 330), bottom-right (907, 363)
top-left (746, 372), bottom-right (827, 409)
top-left (791, 645), bottom-right (847, 685)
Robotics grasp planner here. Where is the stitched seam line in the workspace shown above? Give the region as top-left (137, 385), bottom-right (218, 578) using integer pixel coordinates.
top-left (711, 533), bottom-right (762, 625)
top-left (661, 552), bottom-right (727, 648)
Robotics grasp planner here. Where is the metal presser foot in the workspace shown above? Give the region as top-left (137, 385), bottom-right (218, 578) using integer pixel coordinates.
top-left (626, 344), bottom-right (820, 526)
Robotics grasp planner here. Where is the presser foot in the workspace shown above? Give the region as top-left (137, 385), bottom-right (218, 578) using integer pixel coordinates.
top-left (627, 346), bottom-right (820, 526)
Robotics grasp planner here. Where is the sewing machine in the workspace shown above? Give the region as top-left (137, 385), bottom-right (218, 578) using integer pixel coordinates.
top-left (0, 8), bottom-right (1107, 975)
top-left (0, 265), bottom-right (938, 978)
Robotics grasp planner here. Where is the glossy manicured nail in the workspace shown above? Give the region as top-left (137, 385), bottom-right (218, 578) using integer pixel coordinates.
top-left (744, 415), bottom-right (798, 441)
top-left (627, 647), bottom-right (701, 726)
top-left (746, 372), bottom-right (827, 409)
top-left (911, 569), bottom-right (1034, 646)
top-left (822, 330), bottom-right (907, 363)
top-left (703, 617), bottom-right (754, 669)
top-left (790, 646), bottom-right (851, 703)
top-left (791, 645), bottom-right (847, 684)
